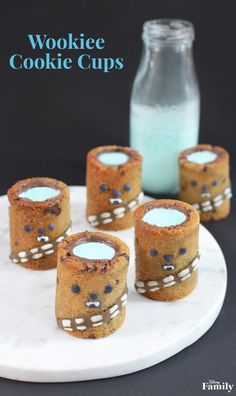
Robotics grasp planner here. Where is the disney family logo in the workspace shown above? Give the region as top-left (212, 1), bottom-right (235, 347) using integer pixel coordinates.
top-left (202, 380), bottom-right (234, 393)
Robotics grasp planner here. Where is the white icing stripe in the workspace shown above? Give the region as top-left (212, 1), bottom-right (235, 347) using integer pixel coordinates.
top-left (180, 273), bottom-right (191, 281)
top-left (178, 268), bottom-right (190, 277)
top-left (101, 212), bottom-right (111, 219)
top-left (62, 319), bottom-right (71, 327)
top-left (192, 187), bottom-right (232, 214)
top-left (150, 287), bottom-right (159, 292)
top-left (18, 251), bottom-right (27, 258)
top-left (163, 275), bottom-right (174, 283)
top-left (102, 218), bottom-right (112, 224)
top-left (164, 281), bottom-right (176, 288)
top-left (32, 253), bottom-right (43, 259)
top-left (111, 310), bottom-right (120, 319)
top-left (136, 281), bottom-right (144, 287)
top-left (115, 213), bottom-right (125, 219)
top-left (113, 207), bottom-right (125, 215)
top-left (201, 200), bottom-right (211, 207)
top-left (137, 288), bottom-right (146, 293)
top-left (91, 315), bottom-right (103, 323)
top-left (45, 249), bottom-right (54, 255)
top-left (109, 305), bottom-right (118, 314)
top-left (41, 243), bottom-right (53, 251)
top-left (202, 206), bottom-right (213, 212)
top-left (147, 281), bottom-right (158, 286)
top-left (56, 236), bottom-right (64, 243)
top-left (75, 318), bottom-right (84, 324)
top-left (20, 258), bottom-right (29, 263)
top-left (30, 248), bottom-right (38, 254)
top-left (93, 322), bottom-right (103, 327)
top-left (121, 293), bottom-right (128, 301)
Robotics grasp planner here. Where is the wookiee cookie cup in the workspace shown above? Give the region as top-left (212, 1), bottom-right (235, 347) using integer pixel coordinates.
top-left (86, 145), bottom-right (143, 231)
top-left (179, 144), bottom-right (232, 222)
top-left (56, 231), bottom-right (129, 339)
top-left (8, 177), bottom-right (71, 270)
top-left (134, 199), bottom-right (200, 301)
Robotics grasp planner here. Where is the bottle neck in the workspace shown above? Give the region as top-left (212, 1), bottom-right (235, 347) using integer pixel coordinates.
top-left (142, 40), bottom-right (194, 74)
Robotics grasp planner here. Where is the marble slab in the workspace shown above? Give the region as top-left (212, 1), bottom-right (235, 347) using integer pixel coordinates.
top-left (0, 186), bottom-right (227, 382)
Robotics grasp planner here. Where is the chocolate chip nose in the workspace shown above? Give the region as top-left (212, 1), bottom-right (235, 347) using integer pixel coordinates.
top-left (37, 228), bottom-right (45, 235)
top-left (201, 185), bottom-right (209, 191)
top-left (163, 255), bottom-right (173, 263)
top-left (90, 293), bottom-right (98, 300)
top-left (112, 189), bottom-right (121, 197)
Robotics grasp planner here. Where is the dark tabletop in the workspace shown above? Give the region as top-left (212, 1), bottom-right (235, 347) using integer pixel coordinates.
top-left (0, 1), bottom-right (236, 395)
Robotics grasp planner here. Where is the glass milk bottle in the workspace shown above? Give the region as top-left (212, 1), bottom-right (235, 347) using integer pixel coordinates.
top-left (130, 19), bottom-right (200, 194)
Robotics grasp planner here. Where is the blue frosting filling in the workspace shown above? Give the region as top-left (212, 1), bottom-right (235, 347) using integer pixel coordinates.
top-left (73, 242), bottom-right (115, 260)
top-left (143, 207), bottom-right (186, 227)
top-left (19, 186), bottom-right (60, 202)
top-left (98, 152), bottom-right (129, 166)
top-left (187, 150), bottom-right (217, 164)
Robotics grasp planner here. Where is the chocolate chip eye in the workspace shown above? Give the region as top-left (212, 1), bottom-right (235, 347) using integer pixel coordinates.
top-left (191, 181), bottom-right (197, 187)
top-left (48, 223), bottom-right (55, 231)
top-left (124, 183), bottom-right (131, 191)
top-left (212, 179), bottom-right (219, 186)
top-left (99, 184), bottom-right (108, 192)
top-left (179, 247), bottom-right (187, 255)
top-left (163, 255), bottom-right (173, 263)
top-left (71, 284), bottom-right (80, 294)
top-left (24, 224), bottom-right (32, 232)
top-left (149, 248), bottom-right (158, 257)
top-left (104, 284), bottom-right (113, 294)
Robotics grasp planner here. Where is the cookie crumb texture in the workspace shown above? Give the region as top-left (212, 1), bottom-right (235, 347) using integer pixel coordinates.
top-left (179, 144), bottom-right (231, 222)
top-left (134, 199), bottom-right (200, 301)
top-left (56, 231), bottom-right (129, 339)
top-left (86, 145), bottom-right (142, 230)
top-left (8, 177), bottom-right (71, 270)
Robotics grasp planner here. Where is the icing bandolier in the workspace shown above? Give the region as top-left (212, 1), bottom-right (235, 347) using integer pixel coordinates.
top-left (179, 144), bottom-right (232, 221)
top-left (56, 231), bottom-right (129, 339)
top-left (8, 177), bottom-right (71, 270)
top-left (86, 145), bottom-right (143, 230)
top-left (134, 199), bottom-right (200, 301)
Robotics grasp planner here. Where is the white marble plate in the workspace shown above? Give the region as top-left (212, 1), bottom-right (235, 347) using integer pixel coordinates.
top-left (0, 186), bottom-right (227, 382)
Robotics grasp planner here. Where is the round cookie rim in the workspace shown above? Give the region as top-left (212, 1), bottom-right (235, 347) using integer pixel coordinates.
top-left (135, 199), bottom-right (197, 230)
top-left (7, 177), bottom-right (68, 206)
top-left (179, 144), bottom-right (228, 166)
top-left (63, 232), bottom-right (128, 264)
top-left (88, 145), bottom-right (143, 168)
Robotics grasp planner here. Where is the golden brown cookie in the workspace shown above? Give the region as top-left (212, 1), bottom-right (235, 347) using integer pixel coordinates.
top-left (8, 177), bottom-right (71, 270)
top-left (179, 144), bottom-right (232, 221)
top-left (55, 231), bottom-right (129, 339)
top-left (134, 199), bottom-right (200, 301)
top-left (86, 145), bottom-right (143, 230)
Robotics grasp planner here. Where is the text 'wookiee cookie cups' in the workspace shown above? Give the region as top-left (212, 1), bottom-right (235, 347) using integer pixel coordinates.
top-left (134, 199), bottom-right (200, 301)
top-left (179, 144), bottom-right (232, 221)
top-left (86, 145), bottom-right (143, 230)
top-left (56, 231), bottom-right (129, 339)
top-left (8, 177), bottom-right (71, 270)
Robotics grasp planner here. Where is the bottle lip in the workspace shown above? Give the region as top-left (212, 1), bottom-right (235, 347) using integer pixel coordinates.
top-left (142, 19), bottom-right (195, 45)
